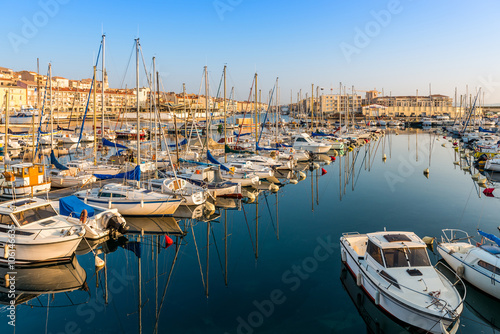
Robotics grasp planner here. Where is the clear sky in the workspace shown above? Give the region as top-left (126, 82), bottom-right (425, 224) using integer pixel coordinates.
top-left (1, 0), bottom-right (500, 104)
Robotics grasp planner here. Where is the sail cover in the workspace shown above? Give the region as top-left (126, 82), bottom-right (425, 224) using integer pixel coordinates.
top-left (50, 151), bottom-right (69, 170)
top-left (94, 165), bottom-right (141, 181)
top-left (478, 229), bottom-right (500, 247)
top-left (59, 195), bottom-right (95, 218)
top-left (207, 150), bottom-right (230, 171)
top-left (102, 138), bottom-right (129, 149)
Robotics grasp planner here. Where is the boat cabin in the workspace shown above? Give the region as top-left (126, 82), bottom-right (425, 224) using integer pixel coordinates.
top-left (364, 232), bottom-right (431, 269)
top-left (0, 198), bottom-right (58, 228)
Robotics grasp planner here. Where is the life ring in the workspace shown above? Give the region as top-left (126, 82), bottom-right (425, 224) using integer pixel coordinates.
top-left (79, 209), bottom-right (88, 224)
top-left (152, 154), bottom-right (156, 160)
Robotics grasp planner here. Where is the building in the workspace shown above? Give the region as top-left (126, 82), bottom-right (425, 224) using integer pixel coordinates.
top-left (319, 94), bottom-right (362, 115)
top-left (363, 94), bottom-right (457, 117)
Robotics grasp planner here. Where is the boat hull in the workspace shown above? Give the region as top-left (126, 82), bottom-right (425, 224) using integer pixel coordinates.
top-left (341, 240), bottom-right (460, 334)
top-left (0, 236), bottom-right (82, 264)
top-left (81, 197), bottom-right (182, 216)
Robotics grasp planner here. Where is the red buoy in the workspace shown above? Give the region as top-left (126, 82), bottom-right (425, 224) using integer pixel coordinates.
top-left (483, 188), bottom-right (495, 197)
top-left (165, 235), bottom-right (174, 248)
top-left (330, 156), bottom-right (336, 161)
top-left (321, 168), bottom-right (327, 176)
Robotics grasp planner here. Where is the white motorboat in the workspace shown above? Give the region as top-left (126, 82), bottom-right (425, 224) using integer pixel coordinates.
top-left (74, 183), bottom-right (182, 216)
top-left (0, 197), bottom-right (85, 264)
top-left (340, 231), bottom-right (464, 334)
top-left (66, 159), bottom-right (124, 177)
top-left (292, 133), bottom-right (332, 154)
top-left (173, 166), bottom-right (242, 198)
top-left (438, 229), bottom-right (500, 300)
top-left (1, 108), bottom-right (47, 125)
top-left (0, 163), bottom-right (51, 198)
top-left (47, 168), bottom-right (96, 188)
top-left (146, 177), bottom-right (208, 206)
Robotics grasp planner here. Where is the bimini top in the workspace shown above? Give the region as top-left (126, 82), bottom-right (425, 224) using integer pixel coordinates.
top-left (367, 231), bottom-right (426, 249)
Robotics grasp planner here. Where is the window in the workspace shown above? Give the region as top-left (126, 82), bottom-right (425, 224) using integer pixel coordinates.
top-left (478, 260), bottom-right (500, 275)
top-left (384, 247), bottom-right (431, 268)
top-left (296, 138), bottom-right (307, 142)
top-left (0, 214), bottom-right (14, 226)
top-left (367, 240), bottom-right (384, 266)
top-left (13, 205), bottom-right (57, 226)
top-left (99, 192), bottom-right (111, 198)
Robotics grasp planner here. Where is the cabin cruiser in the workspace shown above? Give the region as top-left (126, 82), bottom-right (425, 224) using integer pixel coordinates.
top-left (0, 197), bottom-right (85, 264)
top-left (47, 168), bottom-right (96, 188)
top-left (292, 133), bottom-right (332, 153)
top-left (74, 183), bottom-right (182, 216)
top-left (340, 231), bottom-right (464, 334)
top-left (145, 177), bottom-right (208, 205)
top-left (172, 166), bottom-right (242, 198)
top-left (438, 229), bottom-right (500, 300)
top-left (0, 163), bottom-right (51, 198)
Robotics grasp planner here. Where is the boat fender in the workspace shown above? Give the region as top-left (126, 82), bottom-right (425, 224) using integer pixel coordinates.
top-left (374, 290), bottom-right (380, 306)
top-left (456, 265), bottom-right (465, 278)
top-left (140, 199), bottom-right (144, 208)
top-left (356, 272), bottom-right (362, 287)
top-left (341, 249), bottom-right (347, 263)
top-left (79, 209), bottom-right (88, 224)
top-left (108, 201), bottom-right (112, 209)
top-left (3, 244), bottom-right (8, 259)
top-left (95, 255), bottom-right (105, 268)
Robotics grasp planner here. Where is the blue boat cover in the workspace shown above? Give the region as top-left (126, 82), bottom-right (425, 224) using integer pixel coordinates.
top-left (478, 127), bottom-right (498, 134)
top-left (478, 229), bottom-right (500, 247)
top-left (207, 150), bottom-right (230, 171)
top-left (50, 150), bottom-right (69, 170)
top-left (102, 138), bottom-right (129, 149)
top-left (256, 143), bottom-right (277, 151)
top-left (94, 165), bottom-right (141, 181)
top-left (168, 138), bottom-right (187, 148)
top-left (233, 131), bottom-right (251, 137)
top-left (59, 195), bottom-right (95, 218)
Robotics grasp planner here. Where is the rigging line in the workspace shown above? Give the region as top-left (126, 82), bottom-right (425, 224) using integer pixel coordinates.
top-left (354, 145), bottom-right (370, 187)
top-left (241, 204), bottom-right (256, 254)
top-left (263, 192), bottom-right (276, 234)
top-left (210, 223), bottom-right (225, 281)
top-left (119, 41), bottom-right (136, 89)
top-left (45, 293), bottom-right (50, 334)
top-left (190, 222), bottom-right (206, 290)
top-left (459, 184), bottom-right (476, 226)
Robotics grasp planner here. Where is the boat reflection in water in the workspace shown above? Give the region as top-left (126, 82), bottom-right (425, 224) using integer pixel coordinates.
top-left (340, 263), bottom-right (412, 334)
top-left (125, 216), bottom-right (186, 236)
top-left (0, 257), bottom-right (87, 306)
top-left (465, 281), bottom-right (500, 331)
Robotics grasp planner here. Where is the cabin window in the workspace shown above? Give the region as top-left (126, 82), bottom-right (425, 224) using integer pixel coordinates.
top-left (112, 193), bottom-right (126, 198)
top-left (23, 169), bottom-right (28, 176)
top-left (367, 240), bottom-right (384, 266)
top-left (478, 260), bottom-right (500, 275)
top-left (0, 214), bottom-right (14, 226)
top-left (384, 247), bottom-right (430, 268)
top-left (13, 205), bottom-right (58, 226)
top-left (99, 192), bottom-right (111, 198)
top-left (296, 138), bottom-right (307, 142)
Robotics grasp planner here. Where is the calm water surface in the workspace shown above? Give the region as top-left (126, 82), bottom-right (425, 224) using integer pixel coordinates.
top-left (2, 130), bottom-right (500, 334)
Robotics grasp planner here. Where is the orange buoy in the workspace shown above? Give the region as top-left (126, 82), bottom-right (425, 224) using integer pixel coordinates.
top-left (79, 209), bottom-right (88, 224)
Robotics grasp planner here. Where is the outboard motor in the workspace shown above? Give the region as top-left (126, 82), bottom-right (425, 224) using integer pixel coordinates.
top-left (104, 213), bottom-right (129, 234)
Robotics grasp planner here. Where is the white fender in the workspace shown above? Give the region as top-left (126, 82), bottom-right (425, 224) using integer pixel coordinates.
top-left (356, 272), bottom-right (362, 287)
top-left (374, 290), bottom-right (380, 306)
top-left (341, 249), bottom-right (347, 263)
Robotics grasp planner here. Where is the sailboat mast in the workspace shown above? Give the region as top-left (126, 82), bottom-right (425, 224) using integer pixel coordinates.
top-left (136, 38), bottom-right (141, 166)
top-left (4, 90), bottom-right (9, 168)
top-left (223, 65), bottom-right (227, 162)
top-left (254, 73), bottom-right (258, 145)
top-left (49, 63), bottom-right (53, 147)
top-left (311, 84), bottom-right (314, 131)
top-left (101, 34), bottom-right (105, 141)
top-left (204, 66), bottom-right (209, 151)
top-left (93, 65), bottom-right (97, 165)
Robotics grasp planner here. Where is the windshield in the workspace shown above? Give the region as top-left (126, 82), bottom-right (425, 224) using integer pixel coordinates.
top-left (383, 247), bottom-right (430, 268)
top-left (13, 205), bottom-right (58, 226)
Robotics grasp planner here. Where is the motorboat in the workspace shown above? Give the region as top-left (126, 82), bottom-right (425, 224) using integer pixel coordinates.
top-left (292, 133), bottom-right (332, 154)
top-left (437, 229), bottom-right (500, 300)
top-left (172, 166), bottom-right (242, 198)
top-left (74, 183), bottom-right (182, 216)
top-left (0, 197), bottom-right (85, 264)
top-left (0, 163), bottom-right (51, 198)
top-left (146, 177), bottom-right (208, 205)
top-left (47, 168), bottom-right (96, 188)
top-left (340, 231), bottom-right (464, 334)
top-left (54, 195), bottom-right (128, 239)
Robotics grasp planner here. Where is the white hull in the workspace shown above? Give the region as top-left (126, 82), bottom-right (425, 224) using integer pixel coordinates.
top-left (50, 175), bottom-right (96, 188)
top-left (81, 197), bottom-right (182, 216)
top-left (438, 245), bottom-right (500, 300)
top-left (341, 240), bottom-right (461, 334)
top-left (1, 182), bottom-right (51, 198)
top-left (0, 237), bottom-right (81, 264)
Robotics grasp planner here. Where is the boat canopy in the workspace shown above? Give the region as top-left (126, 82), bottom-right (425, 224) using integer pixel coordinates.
top-left (102, 138), bottom-right (129, 149)
top-left (478, 229), bottom-right (500, 247)
top-left (50, 150), bottom-right (69, 171)
top-left (59, 195), bottom-right (95, 218)
top-left (94, 165), bottom-right (141, 181)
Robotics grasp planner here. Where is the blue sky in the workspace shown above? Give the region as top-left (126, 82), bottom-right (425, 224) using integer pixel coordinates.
top-left (1, 0), bottom-right (500, 104)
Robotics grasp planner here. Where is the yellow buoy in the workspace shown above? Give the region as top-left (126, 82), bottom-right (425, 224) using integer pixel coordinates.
top-left (441, 143), bottom-right (446, 147)
top-left (298, 171), bottom-right (306, 180)
top-left (453, 161), bottom-right (460, 165)
top-left (471, 173), bottom-right (480, 181)
top-left (424, 168), bottom-right (429, 174)
top-left (204, 201), bottom-right (216, 215)
top-left (463, 166), bottom-right (470, 171)
top-left (478, 178), bottom-right (487, 185)
top-left (289, 179), bottom-right (298, 185)
top-left (454, 147), bottom-right (458, 152)
top-left (269, 184), bottom-right (280, 193)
